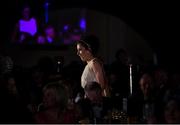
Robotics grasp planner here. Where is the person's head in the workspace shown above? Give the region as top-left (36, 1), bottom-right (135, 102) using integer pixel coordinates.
top-left (115, 48), bottom-right (128, 64)
top-left (44, 25), bottom-right (56, 38)
top-left (154, 67), bottom-right (168, 87)
top-left (1, 73), bottom-right (18, 95)
top-left (7, 77), bottom-right (17, 95)
top-left (21, 5), bottom-right (31, 20)
top-left (76, 35), bottom-right (99, 62)
top-left (164, 97), bottom-right (180, 123)
top-left (31, 67), bottom-right (44, 86)
top-left (84, 82), bottom-right (102, 103)
top-left (69, 26), bottom-right (82, 41)
top-left (139, 73), bottom-right (154, 97)
top-left (36, 34), bottom-right (46, 44)
top-left (42, 82), bottom-right (69, 110)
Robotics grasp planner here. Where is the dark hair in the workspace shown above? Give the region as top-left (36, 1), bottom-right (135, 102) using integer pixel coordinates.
top-left (115, 48), bottom-right (127, 59)
top-left (20, 3), bottom-right (33, 18)
top-left (77, 35), bottom-right (100, 56)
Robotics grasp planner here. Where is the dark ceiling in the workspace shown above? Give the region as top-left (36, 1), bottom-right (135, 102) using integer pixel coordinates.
top-left (2, 0), bottom-right (180, 70)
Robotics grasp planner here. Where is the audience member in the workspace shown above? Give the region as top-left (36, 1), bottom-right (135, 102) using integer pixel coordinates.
top-left (109, 48), bottom-right (129, 99)
top-left (34, 81), bottom-right (77, 123)
top-left (83, 81), bottom-right (112, 123)
top-left (43, 24), bottom-right (61, 44)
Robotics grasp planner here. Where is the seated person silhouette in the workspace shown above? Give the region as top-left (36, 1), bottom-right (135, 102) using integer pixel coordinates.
top-left (43, 24), bottom-right (62, 45)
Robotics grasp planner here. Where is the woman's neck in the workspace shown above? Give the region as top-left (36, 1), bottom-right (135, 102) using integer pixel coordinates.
top-left (86, 55), bottom-right (95, 63)
top-left (22, 16), bottom-right (31, 21)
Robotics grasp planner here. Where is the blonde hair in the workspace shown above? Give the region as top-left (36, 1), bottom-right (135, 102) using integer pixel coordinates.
top-left (43, 81), bottom-right (69, 110)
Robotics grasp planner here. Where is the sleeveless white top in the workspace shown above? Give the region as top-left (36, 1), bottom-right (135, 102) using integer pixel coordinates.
top-left (19, 17), bottom-right (37, 36)
top-left (81, 59), bottom-right (97, 88)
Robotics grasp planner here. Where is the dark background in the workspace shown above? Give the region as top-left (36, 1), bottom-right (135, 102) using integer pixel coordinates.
top-left (1, 0), bottom-right (179, 71)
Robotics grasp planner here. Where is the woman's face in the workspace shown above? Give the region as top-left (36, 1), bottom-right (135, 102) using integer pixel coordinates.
top-left (77, 43), bottom-right (89, 62)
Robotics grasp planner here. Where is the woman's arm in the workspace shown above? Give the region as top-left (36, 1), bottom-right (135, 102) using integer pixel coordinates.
top-left (91, 60), bottom-right (105, 89)
top-left (91, 59), bottom-right (110, 96)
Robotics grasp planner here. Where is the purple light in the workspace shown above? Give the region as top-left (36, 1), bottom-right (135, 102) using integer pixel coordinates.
top-left (79, 18), bottom-right (86, 31)
top-left (44, 1), bottom-right (49, 23)
top-left (19, 18), bottom-right (37, 36)
top-left (63, 25), bottom-right (69, 31)
top-left (37, 36), bottom-right (45, 44)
